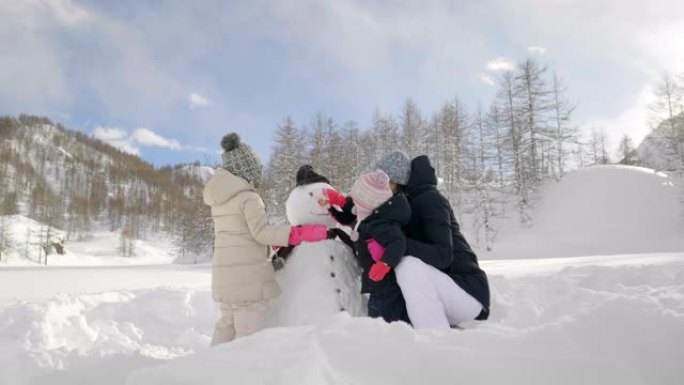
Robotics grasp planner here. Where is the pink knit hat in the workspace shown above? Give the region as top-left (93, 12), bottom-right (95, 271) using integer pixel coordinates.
top-left (350, 170), bottom-right (393, 222)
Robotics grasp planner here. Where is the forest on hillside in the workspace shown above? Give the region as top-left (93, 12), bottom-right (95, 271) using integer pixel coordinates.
top-left (0, 115), bottom-right (212, 263)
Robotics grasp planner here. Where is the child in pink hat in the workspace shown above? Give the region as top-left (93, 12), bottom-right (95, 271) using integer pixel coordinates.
top-left (342, 170), bottom-right (412, 313)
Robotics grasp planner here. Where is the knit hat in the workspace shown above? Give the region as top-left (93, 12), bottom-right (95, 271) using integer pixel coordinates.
top-left (296, 165), bottom-right (330, 186)
top-left (220, 133), bottom-right (263, 187)
top-left (373, 151), bottom-right (411, 186)
top-left (350, 170), bottom-right (393, 222)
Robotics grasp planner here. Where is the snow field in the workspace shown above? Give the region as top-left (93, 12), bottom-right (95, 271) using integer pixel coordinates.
top-left (1, 254), bottom-right (683, 384)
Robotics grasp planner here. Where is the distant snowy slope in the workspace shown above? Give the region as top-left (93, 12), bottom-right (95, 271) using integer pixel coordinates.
top-left (0, 215), bottom-right (178, 267)
top-left (178, 165), bottom-right (214, 184)
top-left (489, 165), bottom-right (684, 259)
top-left (0, 215), bottom-right (65, 265)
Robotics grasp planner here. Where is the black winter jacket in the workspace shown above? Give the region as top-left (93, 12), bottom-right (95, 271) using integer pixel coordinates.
top-left (404, 156), bottom-right (491, 320)
top-left (331, 194), bottom-right (411, 293)
top-left (356, 194), bottom-right (411, 293)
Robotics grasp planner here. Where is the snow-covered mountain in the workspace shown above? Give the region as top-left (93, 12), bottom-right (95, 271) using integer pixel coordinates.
top-left (0, 115), bottom-right (212, 264)
top-left (177, 164), bottom-right (214, 184)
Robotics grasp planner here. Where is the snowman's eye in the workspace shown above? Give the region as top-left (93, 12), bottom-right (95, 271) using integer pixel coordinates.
top-left (309, 192), bottom-right (314, 197)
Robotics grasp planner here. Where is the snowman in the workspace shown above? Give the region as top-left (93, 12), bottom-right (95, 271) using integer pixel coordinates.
top-left (266, 165), bottom-right (366, 327)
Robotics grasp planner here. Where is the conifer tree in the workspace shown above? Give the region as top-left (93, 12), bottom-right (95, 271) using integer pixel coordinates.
top-left (266, 117), bottom-right (309, 219)
top-left (648, 73), bottom-right (684, 171)
top-left (617, 134), bottom-right (640, 166)
top-left (400, 98), bottom-right (427, 158)
top-left (372, 109), bottom-right (400, 161)
top-left (0, 215), bottom-right (10, 262)
top-left (434, 97), bottom-right (470, 213)
top-left (551, 72), bottom-right (577, 179)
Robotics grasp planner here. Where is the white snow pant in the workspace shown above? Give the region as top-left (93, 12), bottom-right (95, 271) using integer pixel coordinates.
top-left (395, 256), bottom-right (483, 331)
top-left (211, 301), bottom-right (267, 346)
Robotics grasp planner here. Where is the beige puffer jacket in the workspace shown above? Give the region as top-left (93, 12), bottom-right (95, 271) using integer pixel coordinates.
top-left (203, 168), bottom-right (291, 304)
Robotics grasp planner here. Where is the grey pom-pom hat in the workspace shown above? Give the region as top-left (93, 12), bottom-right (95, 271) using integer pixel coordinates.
top-left (220, 133), bottom-right (263, 187)
top-left (373, 151), bottom-right (411, 186)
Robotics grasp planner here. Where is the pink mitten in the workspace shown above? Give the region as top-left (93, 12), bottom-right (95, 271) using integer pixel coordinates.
top-left (288, 225), bottom-right (327, 245)
top-left (323, 188), bottom-right (347, 208)
top-left (369, 262), bottom-right (391, 282)
top-left (366, 238), bottom-right (386, 262)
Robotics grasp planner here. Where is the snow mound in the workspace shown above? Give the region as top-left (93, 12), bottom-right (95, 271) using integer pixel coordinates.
top-left (0, 288), bottom-right (216, 384)
top-left (491, 165), bottom-right (684, 259)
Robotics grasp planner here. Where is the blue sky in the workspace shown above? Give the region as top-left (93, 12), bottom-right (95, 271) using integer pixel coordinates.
top-left (1, 0), bottom-right (683, 166)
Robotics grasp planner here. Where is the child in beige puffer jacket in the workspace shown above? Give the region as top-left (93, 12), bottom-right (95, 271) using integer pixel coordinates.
top-left (203, 133), bottom-right (327, 345)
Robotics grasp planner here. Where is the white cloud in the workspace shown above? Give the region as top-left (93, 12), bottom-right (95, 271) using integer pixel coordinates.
top-left (132, 128), bottom-right (181, 150)
top-left (189, 93), bottom-right (210, 109)
top-left (0, 1), bottom-right (83, 102)
top-left (528, 46), bottom-right (546, 55)
top-left (635, 21), bottom-right (684, 77)
top-left (43, 0), bottom-right (90, 26)
top-left (478, 73), bottom-right (495, 86)
top-left (0, 0), bottom-right (182, 117)
top-left (585, 85), bottom-right (656, 153)
top-left (92, 127), bottom-right (127, 141)
top-left (486, 57), bottom-right (515, 72)
top-left (266, 1), bottom-right (490, 72)
top-left (92, 127), bottom-right (183, 155)
top-left (93, 127), bottom-right (140, 155)
top-left (1, 0), bottom-right (89, 28)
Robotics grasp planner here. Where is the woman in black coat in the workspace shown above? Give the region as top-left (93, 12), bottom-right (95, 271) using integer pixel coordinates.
top-left (397, 155), bottom-right (490, 328)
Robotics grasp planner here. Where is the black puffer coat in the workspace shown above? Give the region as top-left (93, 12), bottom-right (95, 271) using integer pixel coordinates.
top-left (353, 193), bottom-right (411, 293)
top-left (404, 156), bottom-right (490, 320)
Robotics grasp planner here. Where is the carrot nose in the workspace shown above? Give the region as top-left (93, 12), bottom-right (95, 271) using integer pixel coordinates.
top-left (318, 198), bottom-right (329, 207)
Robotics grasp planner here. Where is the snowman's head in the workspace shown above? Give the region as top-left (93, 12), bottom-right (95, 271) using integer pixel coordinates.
top-left (285, 182), bottom-right (337, 227)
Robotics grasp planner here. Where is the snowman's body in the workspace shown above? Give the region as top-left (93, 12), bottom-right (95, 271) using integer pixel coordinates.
top-left (266, 181), bottom-right (366, 327)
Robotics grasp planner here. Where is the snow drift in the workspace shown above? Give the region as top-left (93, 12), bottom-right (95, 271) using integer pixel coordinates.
top-left (489, 165), bottom-right (684, 259)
